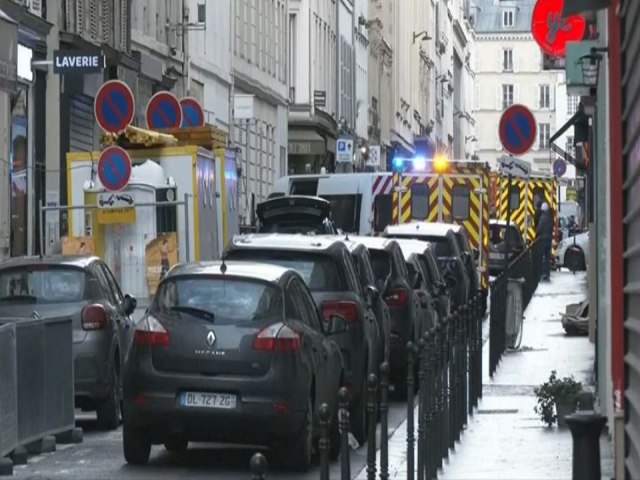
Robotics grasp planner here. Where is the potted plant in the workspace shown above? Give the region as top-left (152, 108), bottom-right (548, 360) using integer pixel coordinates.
top-left (534, 370), bottom-right (582, 427)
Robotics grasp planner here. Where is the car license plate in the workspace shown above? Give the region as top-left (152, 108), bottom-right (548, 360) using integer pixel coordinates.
top-left (181, 392), bottom-right (237, 409)
top-left (489, 252), bottom-right (505, 260)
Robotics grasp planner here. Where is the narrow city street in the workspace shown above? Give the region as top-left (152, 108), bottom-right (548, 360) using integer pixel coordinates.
top-left (12, 404), bottom-right (411, 479)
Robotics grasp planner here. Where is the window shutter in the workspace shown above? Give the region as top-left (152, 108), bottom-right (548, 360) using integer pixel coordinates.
top-left (513, 50), bottom-right (519, 72)
top-left (496, 85), bottom-right (502, 110)
top-left (498, 50), bottom-right (504, 72)
top-left (75, 0), bottom-right (84, 35)
top-left (533, 123), bottom-right (539, 150)
top-left (514, 84), bottom-right (520, 104)
top-left (88, 0), bottom-right (99, 42)
top-left (550, 85), bottom-right (555, 110)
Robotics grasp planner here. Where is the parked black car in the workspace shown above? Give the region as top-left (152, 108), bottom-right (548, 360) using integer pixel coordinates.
top-left (255, 195), bottom-right (338, 234)
top-left (338, 237), bottom-right (391, 362)
top-left (0, 255), bottom-right (137, 430)
top-left (384, 223), bottom-right (470, 309)
top-left (347, 236), bottom-right (424, 395)
top-left (122, 261), bottom-right (345, 471)
top-left (488, 220), bottom-right (526, 274)
top-left (222, 234), bottom-right (380, 444)
top-left (393, 238), bottom-right (447, 329)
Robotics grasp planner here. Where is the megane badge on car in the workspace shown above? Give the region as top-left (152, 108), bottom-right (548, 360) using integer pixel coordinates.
top-left (206, 330), bottom-right (216, 346)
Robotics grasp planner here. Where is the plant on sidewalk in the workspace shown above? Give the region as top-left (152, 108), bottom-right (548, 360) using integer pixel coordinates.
top-left (534, 370), bottom-right (582, 427)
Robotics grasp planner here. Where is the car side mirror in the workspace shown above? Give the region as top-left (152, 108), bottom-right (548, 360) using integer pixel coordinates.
top-left (325, 315), bottom-right (347, 335)
top-left (365, 285), bottom-right (378, 307)
top-left (123, 294), bottom-right (137, 316)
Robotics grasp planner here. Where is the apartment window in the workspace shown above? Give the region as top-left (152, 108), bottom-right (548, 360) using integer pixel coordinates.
top-left (502, 84), bottom-right (514, 109)
top-left (567, 95), bottom-right (579, 115)
top-left (539, 123), bottom-right (551, 149)
top-left (566, 136), bottom-right (575, 157)
top-left (503, 10), bottom-right (514, 27)
top-left (289, 13), bottom-right (296, 102)
top-left (503, 49), bottom-right (513, 72)
top-left (539, 85), bottom-right (550, 109)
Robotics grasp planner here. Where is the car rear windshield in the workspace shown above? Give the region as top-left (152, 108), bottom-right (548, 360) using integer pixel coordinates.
top-left (225, 250), bottom-right (345, 292)
top-left (490, 224), bottom-right (521, 247)
top-left (388, 234), bottom-right (453, 258)
top-left (369, 250), bottom-right (391, 284)
top-left (153, 276), bottom-right (283, 323)
top-left (0, 266), bottom-right (87, 304)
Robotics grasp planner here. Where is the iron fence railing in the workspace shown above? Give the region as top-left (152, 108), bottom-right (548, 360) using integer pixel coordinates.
top-left (247, 292), bottom-right (485, 480)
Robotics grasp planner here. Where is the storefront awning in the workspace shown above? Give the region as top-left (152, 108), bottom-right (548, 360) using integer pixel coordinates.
top-left (549, 110), bottom-right (584, 145)
top-left (563, 0), bottom-right (610, 16)
top-left (288, 130), bottom-right (326, 156)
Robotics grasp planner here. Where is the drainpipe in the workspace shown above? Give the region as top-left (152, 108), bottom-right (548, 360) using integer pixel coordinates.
top-left (336, 0), bottom-right (340, 125)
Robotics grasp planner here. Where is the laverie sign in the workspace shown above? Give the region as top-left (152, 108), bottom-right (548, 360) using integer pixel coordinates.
top-left (53, 50), bottom-right (105, 74)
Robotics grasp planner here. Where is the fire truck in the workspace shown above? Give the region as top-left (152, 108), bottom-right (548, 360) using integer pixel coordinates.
top-left (270, 156), bottom-right (491, 293)
top-left (492, 172), bottom-right (559, 256)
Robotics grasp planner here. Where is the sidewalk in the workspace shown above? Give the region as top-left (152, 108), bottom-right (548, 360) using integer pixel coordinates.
top-left (354, 270), bottom-right (614, 480)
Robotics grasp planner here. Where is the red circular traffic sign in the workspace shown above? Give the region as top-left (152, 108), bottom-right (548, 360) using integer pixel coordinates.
top-left (94, 80), bottom-right (135, 134)
top-left (98, 146), bottom-right (132, 192)
top-left (499, 104), bottom-right (537, 156)
top-left (180, 97), bottom-right (205, 127)
top-left (145, 91), bottom-right (182, 129)
top-left (531, 0), bottom-right (586, 57)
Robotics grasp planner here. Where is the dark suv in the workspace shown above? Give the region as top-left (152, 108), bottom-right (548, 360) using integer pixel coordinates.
top-left (338, 238), bottom-right (391, 363)
top-left (0, 255), bottom-right (137, 429)
top-left (384, 222), bottom-right (470, 309)
top-left (255, 195), bottom-right (338, 234)
top-left (347, 236), bottom-right (423, 394)
top-left (223, 234), bottom-right (380, 444)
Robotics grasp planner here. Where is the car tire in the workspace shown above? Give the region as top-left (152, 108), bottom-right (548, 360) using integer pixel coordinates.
top-left (123, 424), bottom-right (151, 465)
top-left (351, 376), bottom-right (368, 446)
top-left (565, 249), bottom-right (586, 272)
top-left (96, 364), bottom-right (121, 430)
top-left (280, 399), bottom-right (313, 471)
top-left (163, 436), bottom-right (188, 452)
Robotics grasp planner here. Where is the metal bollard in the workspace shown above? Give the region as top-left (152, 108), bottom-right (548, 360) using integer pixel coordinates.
top-left (379, 362), bottom-right (390, 480)
top-left (461, 304), bottom-right (469, 428)
top-left (417, 337), bottom-right (427, 480)
top-left (448, 312), bottom-right (458, 449)
top-left (406, 341), bottom-right (415, 480)
top-left (565, 412), bottom-right (607, 480)
top-left (439, 320), bottom-right (449, 463)
top-left (366, 373), bottom-right (378, 480)
top-left (250, 452), bottom-right (268, 480)
top-left (425, 328), bottom-right (437, 480)
top-left (338, 387), bottom-right (351, 480)
top-left (318, 403), bottom-right (331, 480)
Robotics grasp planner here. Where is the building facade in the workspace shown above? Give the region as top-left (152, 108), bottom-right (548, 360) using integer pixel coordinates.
top-left (473, 0), bottom-right (567, 174)
top-left (287, 0), bottom-right (338, 174)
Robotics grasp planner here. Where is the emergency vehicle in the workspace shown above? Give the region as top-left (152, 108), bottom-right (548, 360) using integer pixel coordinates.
top-left (493, 173), bottom-right (559, 255)
top-left (271, 157), bottom-right (491, 292)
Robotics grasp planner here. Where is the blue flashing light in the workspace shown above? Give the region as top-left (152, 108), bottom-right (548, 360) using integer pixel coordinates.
top-left (392, 157), bottom-right (406, 171)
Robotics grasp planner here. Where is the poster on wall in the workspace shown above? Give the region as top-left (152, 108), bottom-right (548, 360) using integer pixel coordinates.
top-left (61, 236), bottom-right (95, 255)
top-left (10, 89), bottom-right (27, 256)
top-left (145, 233), bottom-right (178, 296)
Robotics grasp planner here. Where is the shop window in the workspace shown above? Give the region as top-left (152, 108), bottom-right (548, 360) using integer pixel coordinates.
top-left (411, 183), bottom-right (429, 220)
top-left (452, 185), bottom-right (470, 219)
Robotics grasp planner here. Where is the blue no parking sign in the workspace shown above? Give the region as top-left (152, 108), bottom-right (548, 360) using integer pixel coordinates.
top-left (499, 104), bottom-right (537, 156)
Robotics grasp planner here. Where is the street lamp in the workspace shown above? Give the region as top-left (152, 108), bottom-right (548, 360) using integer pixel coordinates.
top-left (578, 47), bottom-right (608, 89)
top-left (413, 30), bottom-right (433, 44)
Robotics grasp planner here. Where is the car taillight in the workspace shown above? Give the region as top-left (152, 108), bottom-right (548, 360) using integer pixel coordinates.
top-left (81, 304), bottom-right (108, 330)
top-left (133, 315), bottom-right (170, 346)
top-left (252, 322), bottom-right (301, 351)
top-left (321, 301), bottom-right (358, 323)
top-left (384, 288), bottom-right (409, 307)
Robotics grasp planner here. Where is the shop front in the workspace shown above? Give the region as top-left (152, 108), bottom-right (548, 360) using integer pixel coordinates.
top-left (287, 109), bottom-right (337, 174)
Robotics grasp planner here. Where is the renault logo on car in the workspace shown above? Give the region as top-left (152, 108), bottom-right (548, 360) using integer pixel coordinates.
top-left (206, 331), bottom-right (216, 346)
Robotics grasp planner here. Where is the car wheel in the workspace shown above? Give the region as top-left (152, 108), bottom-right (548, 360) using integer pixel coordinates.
top-left (280, 399), bottom-right (313, 471)
top-left (122, 423), bottom-right (151, 465)
top-left (163, 436), bottom-right (188, 452)
top-left (351, 376), bottom-right (368, 446)
top-left (96, 364), bottom-right (121, 430)
top-left (565, 249), bottom-right (586, 272)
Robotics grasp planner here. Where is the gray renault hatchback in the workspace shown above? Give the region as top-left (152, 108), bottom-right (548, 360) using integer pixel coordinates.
top-left (121, 261), bottom-right (345, 471)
